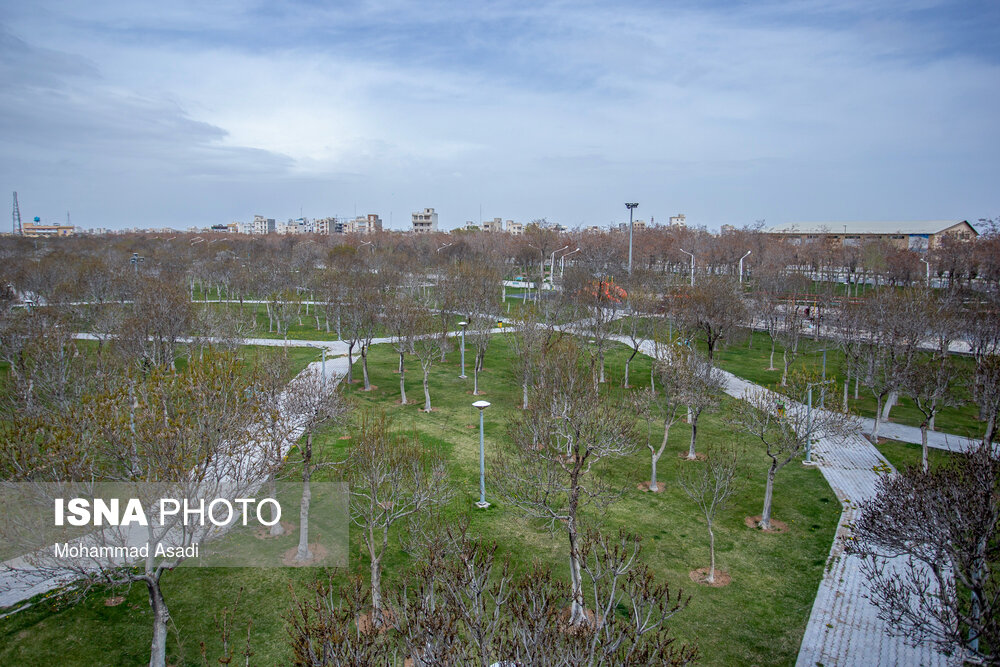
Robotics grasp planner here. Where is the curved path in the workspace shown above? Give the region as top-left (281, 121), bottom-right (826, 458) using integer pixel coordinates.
top-left (611, 335), bottom-right (962, 666)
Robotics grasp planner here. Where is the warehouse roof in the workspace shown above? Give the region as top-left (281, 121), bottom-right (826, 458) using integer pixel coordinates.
top-left (766, 220), bottom-right (974, 235)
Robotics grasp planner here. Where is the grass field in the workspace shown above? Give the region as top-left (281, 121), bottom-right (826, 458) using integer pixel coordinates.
top-left (0, 334), bottom-right (839, 666)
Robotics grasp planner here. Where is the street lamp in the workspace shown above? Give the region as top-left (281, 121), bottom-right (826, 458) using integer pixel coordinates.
top-left (473, 400), bottom-right (491, 508)
top-left (458, 321), bottom-right (468, 378)
top-left (436, 242), bottom-right (453, 253)
top-left (679, 248), bottom-right (695, 287)
top-left (739, 250), bottom-right (751, 283)
top-left (625, 203), bottom-right (638, 275)
top-left (130, 252), bottom-right (144, 274)
top-left (561, 247), bottom-right (580, 279)
top-left (550, 245), bottom-right (569, 286)
top-left (360, 240), bottom-right (374, 253)
top-left (919, 257), bottom-right (930, 287)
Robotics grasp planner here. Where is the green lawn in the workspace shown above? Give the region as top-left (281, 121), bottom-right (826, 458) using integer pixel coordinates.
top-left (709, 330), bottom-right (984, 440)
top-left (1, 334), bottom-right (840, 666)
top-left (876, 438), bottom-right (963, 472)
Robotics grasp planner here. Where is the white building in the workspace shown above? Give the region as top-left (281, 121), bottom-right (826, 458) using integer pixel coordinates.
top-left (411, 208), bottom-right (438, 234)
top-left (669, 214), bottom-right (687, 227)
top-left (508, 221), bottom-right (524, 236)
top-left (238, 215), bottom-right (275, 234)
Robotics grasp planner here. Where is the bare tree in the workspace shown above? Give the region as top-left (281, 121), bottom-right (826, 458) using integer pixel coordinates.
top-left (903, 355), bottom-right (959, 471)
top-left (493, 338), bottom-right (637, 627)
top-left (633, 351), bottom-right (687, 492)
top-left (386, 294), bottom-right (420, 405)
top-left (664, 276), bottom-right (747, 363)
top-left (412, 312), bottom-right (446, 412)
top-left (677, 445), bottom-right (741, 584)
top-left (849, 442), bottom-right (1000, 665)
top-left (733, 378), bottom-right (855, 530)
top-left (680, 350), bottom-right (726, 460)
top-left (347, 410), bottom-right (451, 629)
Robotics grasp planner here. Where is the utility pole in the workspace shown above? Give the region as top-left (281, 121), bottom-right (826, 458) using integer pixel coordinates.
top-left (625, 203), bottom-right (638, 275)
top-left (12, 192), bottom-right (22, 236)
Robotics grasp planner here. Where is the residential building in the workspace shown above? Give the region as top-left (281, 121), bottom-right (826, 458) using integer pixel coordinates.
top-left (240, 215), bottom-right (275, 235)
top-left (765, 220), bottom-right (978, 251)
top-left (352, 214), bottom-right (382, 234)
top-left (669, 214), bottom-right (686, 227)
top-left (507, 221), bottom-right (524, 236)
top-left (411, 208), bottom-right (438, 234)
top-left (22, 222), bottom-right (75, 237)
top-left (482, 217), bottom-right (504, 233)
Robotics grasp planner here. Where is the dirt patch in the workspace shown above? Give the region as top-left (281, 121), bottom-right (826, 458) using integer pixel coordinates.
top-left (557, 607), bottom-right (604, 635)
top-left (362, 384), bottom-right (379, 392)
top-left (254, 520), bottom-right (295, 540)
top-left (469, 391), bottom-right (487, 396)
top-left (466, 424), bottom-right (476, 429)
top-left (678, 451), bottom-right (707, 461)
top-left (636, 481), bottom-right (666, 493)
top-left (357, 608), bottom-right (397, 636)
top-left (418, 406), bottom-right (438, 413)
top-left (744, 515), bottom-right (789, 533)
top-left (338, 435), bottom-right (351, 441)
top-left (104, 596), bottom-right (125, 607)
top-left (282, 543), bottom-right (330, 567)
top-left (689, 567), bottom-right (732, 587)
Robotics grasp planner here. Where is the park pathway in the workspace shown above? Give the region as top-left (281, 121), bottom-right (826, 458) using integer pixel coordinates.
top-left (610, 335), bottom-right (959, 666)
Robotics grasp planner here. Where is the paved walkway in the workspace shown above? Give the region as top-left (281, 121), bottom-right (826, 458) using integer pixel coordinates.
top-left (607, 334), bottom-right (959, 666)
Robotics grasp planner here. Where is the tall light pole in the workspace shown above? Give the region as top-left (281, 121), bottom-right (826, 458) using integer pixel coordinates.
top-left (561, 247), bottom-right (580, 279)
top-left (739, 250), bottom-right (751, 283)
top-left (458, 321), bottom-right (468, 378)
top-left (473, 401), bottom-right (491, 508)
top-left (679, 248), bottom-right (695, 287)
top-left (625, 203), bottom-right (638, 275)
top-left (436, 242), bottom-right (453, 253)
top-left (360, 240), bottom-right (374, 253)
top-left (919, 256), bottom-right (930, 287)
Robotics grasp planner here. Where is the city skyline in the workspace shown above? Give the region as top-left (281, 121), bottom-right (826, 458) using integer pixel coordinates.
top-left (1, 1), bottom-right (998, 231)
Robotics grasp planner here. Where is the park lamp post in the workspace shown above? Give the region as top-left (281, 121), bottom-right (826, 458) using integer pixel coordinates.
top-left (550, 245), bottom-right (569, 287)
top-left (473, 400), bottom-right (491, 508)
top-left (679, 248), bottom-right (695, 287)
top-left (561, 247), bottom-right (580, 279)
top-left (130, 252), bottom-right (144, 274)
top-left (739, 250), bottom-right (751, 284)
top-left (458, 321), bottom-right (468, 378)
top-left (360, 240), bottom-right (374, 254)
top-left (803, 379), bottom-right (833, 465)
top-left (626, 203), bottom-right (638, 275)
top-left (919, 256), bottom-right (930, 288)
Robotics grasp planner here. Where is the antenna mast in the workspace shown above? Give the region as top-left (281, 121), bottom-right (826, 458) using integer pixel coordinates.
top-left (12, 192), bottom-right (22, 235)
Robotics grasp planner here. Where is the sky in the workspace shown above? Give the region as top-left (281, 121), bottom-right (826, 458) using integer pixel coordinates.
top-left (1, 0), bottom-right (998, 231)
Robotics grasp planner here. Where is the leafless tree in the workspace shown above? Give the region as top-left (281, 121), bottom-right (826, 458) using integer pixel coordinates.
top-left (493, 338), bottom-right (637, 627)
top-left (412, 312), bottom-right (447, 412)
top-left (677, 445), bottom-right (741, 584)
top-left (347, 410), bottom-right (451, 629)
top-left (664, 276), bottom-right (747, 363)
top-left (386, 294), bottom-right (420, 405)
top-left (733, 377), bottom-right (855, 530)
top-left (680, 350), bottom-right (726, 460)
top-left (903, 355), bottom-right (959, 471)
top-left (849, 442), bottom-right (1000, 665)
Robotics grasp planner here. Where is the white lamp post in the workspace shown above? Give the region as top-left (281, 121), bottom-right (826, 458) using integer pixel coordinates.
top-left (919, 257), bottom-right (930, 287)
top-left (626, 203), bottom-right (638, 275)
top-left (458, 321), bottom-right (468, 378)
top-left (679, 248), bottom-right (695, 287)
top-left (561, 247), bottom-right (580, 279)
top-left (550, 245), bottom-right (569, 287)
top-left (473, 400), bottom-right (491, 508)
top-left (739, 250), bottom-right (751, 283)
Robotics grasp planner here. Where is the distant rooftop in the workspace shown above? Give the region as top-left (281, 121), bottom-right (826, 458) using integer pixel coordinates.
top-left (767, 220), bottom-right (974, 236)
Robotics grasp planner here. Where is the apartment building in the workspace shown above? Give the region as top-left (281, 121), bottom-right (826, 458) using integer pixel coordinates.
top-left (22, 222), bottom-right (75, 237)
top-left (507, 221), bottom-right (524, 236)
top-left (765, 220), bottom-right (977, 251)
top-left (412, 208), bottom-right (438, 233)
top-left (669, 214), bottom-right (687, 227)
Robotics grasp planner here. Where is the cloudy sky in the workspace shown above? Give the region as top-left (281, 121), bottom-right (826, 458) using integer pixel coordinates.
top-left (1, 1), bottom-right (998, 231)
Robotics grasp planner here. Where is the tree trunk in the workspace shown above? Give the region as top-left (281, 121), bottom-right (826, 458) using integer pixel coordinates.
top-left (522, 377), bottom-right (529, 410)
top-left (921, 423), bottom-right (929, 473)
top-left (369, 544), bottom-right (384, 627)
top-left (871, 395), bottom-right (883, 444)
top-left (296, 434), bottom-right (313, 561)
top-left (687, 414), bottom-right (699, 459)
top-left (399, 365), bottom-right (407, 405)
top-left (649, 451), bottom-right (659, 492)
top-left (566, 520), bottom-right (586, 626)
top-left (984, 412), bottom-right (997, 449)
top-left (423, 369), bottom-right (431, 412)
top-left (268, 476), bottom-right (285, 536)
top-left (346, 342), bottom-right (354, 384)
top-left (781, 349), bottom-right (789, 387)
top-left (854, 375), bottom-right (860, 399)
top-left (361, 345), bottom-right (371, 391)
top-left (881, 390), bottom-right (897, 422)
top-left (598, 348), bottom-right (605, 383)
top-left (624, 349), bottom-right (637, 388)
top-left (707, 523), bottom-right (716, 584)
top-left (145, 575), bottom-right (170, 667)
top-left (768, 339), bottom-right (776, 371)
top-left (760, 464), bottom-right (777, 530)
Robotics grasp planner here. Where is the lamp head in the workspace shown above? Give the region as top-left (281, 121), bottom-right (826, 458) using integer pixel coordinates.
top-left (472, 401), bottom-right (491, 410)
